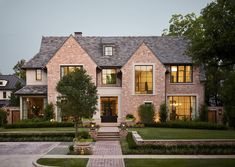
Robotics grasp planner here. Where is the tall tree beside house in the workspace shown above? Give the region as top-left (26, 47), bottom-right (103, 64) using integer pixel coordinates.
top-left (9, 81), bottom-right (23, 106)
top-left (163, 0), bottom-right (235, 124)
top-left (221, 71), bottom-right (235, 127)
top-left (56, 68), bottom-right (98, 137)
top-left (13, 59), bottom-right (26, 81)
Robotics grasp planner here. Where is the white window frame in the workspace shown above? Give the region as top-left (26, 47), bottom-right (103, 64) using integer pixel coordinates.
top-left (36, 69), bottom-right (42, 81)
top-left (104, 46), bottom-right (113, 56)
top-left (132, 63), bottom-right (155, 95)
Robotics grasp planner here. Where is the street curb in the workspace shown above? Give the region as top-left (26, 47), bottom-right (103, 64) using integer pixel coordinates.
top-left (32, 160), bottom-right (58, 167)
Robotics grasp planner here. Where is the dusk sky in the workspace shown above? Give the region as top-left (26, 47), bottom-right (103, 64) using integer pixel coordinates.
top-left (0, 0), bottom-right (213, 74)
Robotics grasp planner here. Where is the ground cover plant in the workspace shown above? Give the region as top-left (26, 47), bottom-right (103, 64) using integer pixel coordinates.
top-left (124, 159), bottom-right (235, 167)
top-left (130, 127), bottom-right (235, 139)
top-left (37, 158), bottom-right (88, 167)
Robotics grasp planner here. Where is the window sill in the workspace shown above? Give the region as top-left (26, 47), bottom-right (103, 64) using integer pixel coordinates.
top-left (170, 83), bottom-right (195, 85)
top-left (132, 93), bottom-right (156, 96)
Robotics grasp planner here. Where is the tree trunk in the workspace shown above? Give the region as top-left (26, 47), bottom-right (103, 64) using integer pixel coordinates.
top-left (75, 116), bottom-right (79, 138)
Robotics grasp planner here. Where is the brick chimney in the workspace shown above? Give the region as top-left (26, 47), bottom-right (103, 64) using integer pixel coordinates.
top-left (74, 32), bottom-right (82, 37)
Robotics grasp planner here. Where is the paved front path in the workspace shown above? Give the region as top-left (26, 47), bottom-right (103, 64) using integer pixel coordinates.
top-left (0, 142), bottom-right (59, 167)
top-left (86, 141), bottom-right (125, 167)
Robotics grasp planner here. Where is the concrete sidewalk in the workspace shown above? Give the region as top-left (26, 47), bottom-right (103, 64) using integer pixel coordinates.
top-left (42, 154), bottom-right (235, 159)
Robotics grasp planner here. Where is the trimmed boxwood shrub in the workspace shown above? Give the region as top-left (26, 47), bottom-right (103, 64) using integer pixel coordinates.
top-left (138, 104), bottom-right (155, 124)
top-left (0, 132), bottom-right (75, 142)
top-left (4, 121), bottom-right (74, 129)
top-left (144, 121), bottom-right (227, 130)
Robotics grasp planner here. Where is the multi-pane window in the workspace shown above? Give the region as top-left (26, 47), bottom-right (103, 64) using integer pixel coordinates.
top-left (36, 69), bottom-right (42, 81)
top-left (104, 46), bottom-right (113, 56)
top-left (3, 92), bottom-right (6, 99)
top-left (60, 65), bottom-right (82, 77)
top-left (170, 65), bottom-right (192, 83)
top-left (168, 96), bottom-right (196, 120)
top-left (135, 65), bottom-right (153, 94)
top-left (102, 69), bottom-right (117, 84)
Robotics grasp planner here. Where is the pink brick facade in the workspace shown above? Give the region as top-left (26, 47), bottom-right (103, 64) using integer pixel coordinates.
top-left (21, 35), bottom-right (205, 123)
top-left (166, 66), bottom-right (205, 115)
top-left (121, 43), bottom-right (166, 121)
top-left (46, 36), bottom-right (97, 120)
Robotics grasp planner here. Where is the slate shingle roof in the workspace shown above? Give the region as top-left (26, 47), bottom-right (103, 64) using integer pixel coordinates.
top-left (15, 85), bottom-right (47, 95)
top-left (23, 36), bottom-right (192, 69)
top-left (0, 75), bottom-right (25, 90)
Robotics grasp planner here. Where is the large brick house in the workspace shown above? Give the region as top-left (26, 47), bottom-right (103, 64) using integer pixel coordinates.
top-left (16, 32), bottom-right (205, 124)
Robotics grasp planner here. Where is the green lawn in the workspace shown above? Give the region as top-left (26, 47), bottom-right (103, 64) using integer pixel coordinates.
top-left (37, 158), bottom-right (88, 167)
top-left (125, 159), bottom-right (235, 167)
top-left (0, 127), bottom-right (87, 133)
top-left (130, 128), bottom-right (235, 139)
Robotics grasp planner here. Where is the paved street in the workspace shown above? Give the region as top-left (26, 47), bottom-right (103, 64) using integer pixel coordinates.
top-left (0, 142), bottom-right (59, 167)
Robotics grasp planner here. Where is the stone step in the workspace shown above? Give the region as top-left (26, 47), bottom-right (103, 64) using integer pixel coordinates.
top-left (100, 123), bottom-right (119, 127)
top-left (96, 136), bottom-right (120, 141)
top-left (97, 132), bottom-right (119, 136)
top-left (96, 131), bottom-right (120, 141)
top-left (96, 138), bottom-right (120, 141)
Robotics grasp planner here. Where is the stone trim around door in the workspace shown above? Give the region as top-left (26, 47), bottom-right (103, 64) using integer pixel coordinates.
top-left (94, 87), bottom-right (122, 125)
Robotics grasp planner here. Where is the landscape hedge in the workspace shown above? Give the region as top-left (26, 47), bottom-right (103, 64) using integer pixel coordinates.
top-left (4, 122), bottom-right (74, 129)
top-left (123, 132), bottom-right (235, 155)
top-left (144, 121), bottom-right (228, 130)
top-left (0, 132), bottom-right (75, 142)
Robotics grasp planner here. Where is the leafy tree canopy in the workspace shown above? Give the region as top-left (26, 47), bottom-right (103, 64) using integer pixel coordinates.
top-left (162, 0), bottom-right (235, 125)
top-left (56, 68), bottom-right (98, 137)
top-left (9, 81), bottom-right (23, 106)
top-left (13, 59), bottom-right (26, 80)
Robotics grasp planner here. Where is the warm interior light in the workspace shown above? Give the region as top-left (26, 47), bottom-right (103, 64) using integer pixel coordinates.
top-left (171, 66), bottom-right (177, 72)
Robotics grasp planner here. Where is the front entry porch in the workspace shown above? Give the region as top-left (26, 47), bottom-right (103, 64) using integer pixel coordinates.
top-left (100, 97), bottom-right (118, 123)
top-left (20, 96), bottom-right (47, 119)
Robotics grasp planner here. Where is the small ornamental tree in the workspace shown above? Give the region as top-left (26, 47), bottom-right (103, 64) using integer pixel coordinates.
top-left (43, 103), bottom-right (54, 121)
top-left (56, 68), bottom-right (98, 137)
top-left (0, 109), bottom-right (7, 126)
top-left (138, 103), bottom-right (155, 124)
top-left (159, 103), bottom-right (168, 123)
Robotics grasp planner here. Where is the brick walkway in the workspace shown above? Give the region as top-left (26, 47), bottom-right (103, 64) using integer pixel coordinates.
top-left (86, 141), bottom-right (125, 167)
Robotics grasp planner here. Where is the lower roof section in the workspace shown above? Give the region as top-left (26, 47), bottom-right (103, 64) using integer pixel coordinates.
top-left (15, 85), bottom-right (47, 95)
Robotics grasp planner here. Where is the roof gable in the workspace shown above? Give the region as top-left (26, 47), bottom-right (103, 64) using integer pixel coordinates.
top-left (0, 75), bottom-right (25, 90)
top-left (23, 35), bottom-right (192, 69)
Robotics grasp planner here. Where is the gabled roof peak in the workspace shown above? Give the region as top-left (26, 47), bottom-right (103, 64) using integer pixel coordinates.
top-left (23, 35), bottom-right (192, 69)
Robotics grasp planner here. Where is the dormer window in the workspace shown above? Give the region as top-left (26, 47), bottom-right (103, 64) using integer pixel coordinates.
top-left (36, 69), bottom-right (42, 81)
top-left (104, 46), bottom-right (113, 56)
top-left (0, 81), bottom-right (3, 85)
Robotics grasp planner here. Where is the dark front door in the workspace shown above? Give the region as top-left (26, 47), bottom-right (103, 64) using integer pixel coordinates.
top-left (100, 97), bottom-right (118, 123)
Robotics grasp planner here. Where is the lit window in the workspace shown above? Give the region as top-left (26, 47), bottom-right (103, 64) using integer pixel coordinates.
top-left (104, 46), bottom-right (113, 56)
top-left (60, 65), bottom-right (82, 77)
top-left (3, 92), bottom-right (6, 98)
top-left (102, 69), bottom-right (117, 84)
top-left (168, 96), bottom-right (196, 120)
top-left (170, 65), bottom-right (192, 83)
top-left (135, 65), bottom-right (153, 94)
top-left (36, 69), bottom-right (42, 81)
